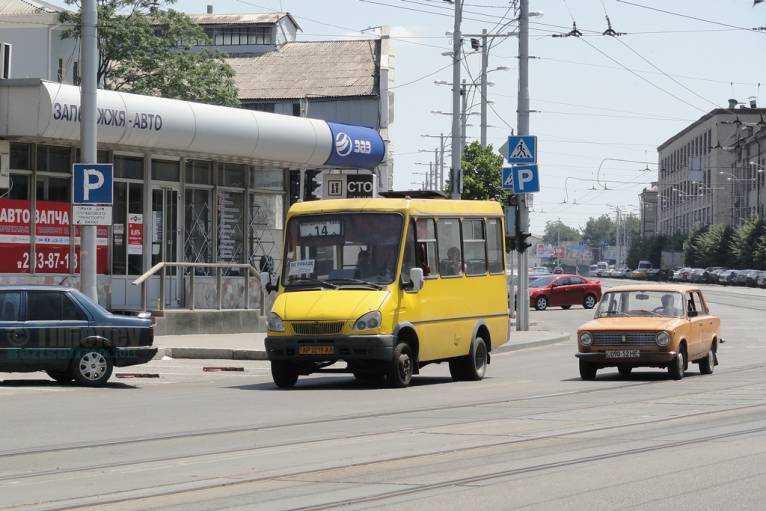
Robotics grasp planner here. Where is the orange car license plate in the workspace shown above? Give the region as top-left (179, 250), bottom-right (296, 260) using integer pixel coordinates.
top-left (606, 350), bottom-right (640, 358)
top-left (299, 345), bottom-right (335, 355)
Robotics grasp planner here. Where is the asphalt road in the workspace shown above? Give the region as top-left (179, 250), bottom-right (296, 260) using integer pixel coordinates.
top-left (1, 282), bottom-right (765, 511)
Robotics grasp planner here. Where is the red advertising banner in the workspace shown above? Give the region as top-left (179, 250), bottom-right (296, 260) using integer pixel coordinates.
top-left (0, 199), bottom-right (107, 274)
top-left (127, 213), bottom-right (143, 255)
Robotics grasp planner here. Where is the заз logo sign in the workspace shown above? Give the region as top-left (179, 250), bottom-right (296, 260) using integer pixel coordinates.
top-left (335, 132), bottom-right (353, 157)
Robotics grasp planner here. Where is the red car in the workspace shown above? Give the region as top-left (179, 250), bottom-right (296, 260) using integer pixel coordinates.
top-left (530, 274), bottom-right (602, 311)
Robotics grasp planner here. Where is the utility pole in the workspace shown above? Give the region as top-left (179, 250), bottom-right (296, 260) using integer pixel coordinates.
top-left (434, 149), bottom-right (440, 191)
top-left (450, 0), bottom-right (463, 199)
top-left (462, 30), bottom-right (516, 148)
top-left (516, 0), bottom-right (531, 331)
top-left (480, 28), bottom-right (488, 147)
top-left (79, 0), bottom-right (98, 301)
top-left (439, 133), bottom-right (446, 191)
top-left (428, 161), bottom-right (434, 190)
top-left (460, 79), bottom-right (468, 164)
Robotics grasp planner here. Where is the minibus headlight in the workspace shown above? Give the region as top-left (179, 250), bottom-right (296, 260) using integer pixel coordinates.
top-left (353, 311), bottom-right (382, 331)
top-left (656, 331), bottom-right (670, 347)
top-left (579, 332), bottom-right (593, 346)
top-left (268, 312), bottom-right (285, 332)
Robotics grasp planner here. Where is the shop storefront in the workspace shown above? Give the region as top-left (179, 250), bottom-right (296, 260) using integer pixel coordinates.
top-left (0, 79), bottom-right (385, 310)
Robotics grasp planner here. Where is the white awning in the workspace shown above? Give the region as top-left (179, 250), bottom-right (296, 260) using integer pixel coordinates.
top-left (0, 79), bottom-right (339, 169)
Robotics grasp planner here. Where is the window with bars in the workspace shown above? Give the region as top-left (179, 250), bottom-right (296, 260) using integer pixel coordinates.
top-left (204, 26), bottom-right (273, 46)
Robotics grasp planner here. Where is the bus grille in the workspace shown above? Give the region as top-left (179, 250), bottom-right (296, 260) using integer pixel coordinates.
top-left (592, 332), bottom-right (658, 346)
top-left (290, 321), bottom-right (345, 336)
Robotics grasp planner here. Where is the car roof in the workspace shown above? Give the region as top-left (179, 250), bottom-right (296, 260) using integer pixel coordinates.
top-left (605, 284), bottom-right (700, 293)
top-left (0, 285), bottom-right (78, 292)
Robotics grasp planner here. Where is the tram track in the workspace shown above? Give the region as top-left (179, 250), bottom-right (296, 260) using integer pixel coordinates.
top-left (3, 358), bottom-right (766, 464)
top-left (10, 399), bottom-right (766, 511)
top-left (3, 363), bottom-right (766, 494)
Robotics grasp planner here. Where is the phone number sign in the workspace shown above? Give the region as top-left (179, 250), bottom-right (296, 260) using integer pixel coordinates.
top-left (0, 199), bottom-right (107, 273)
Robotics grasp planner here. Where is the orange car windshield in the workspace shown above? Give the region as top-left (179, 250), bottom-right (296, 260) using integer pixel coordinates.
top-left (595, 291), bottom-right (684, 318)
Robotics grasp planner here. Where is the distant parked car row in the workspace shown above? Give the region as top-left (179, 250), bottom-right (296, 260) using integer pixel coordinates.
top-left (671, 267), bottom-right (766, 288)
top-left (590, 261), bottom-right (670, 281)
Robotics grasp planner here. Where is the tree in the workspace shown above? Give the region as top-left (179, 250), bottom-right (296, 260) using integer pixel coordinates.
top-left (543, 220), bottom-right (581, 244)
top-left (60, 0), bottom-right (239, 107)
top-left (460, 142), bottom-right (508, 201)
top-left (754, 233), bottom-right (766, 269)
top-left (581, 214), bottom-right (616, 247)
top-left (730, 216), bottom-right (764, 269)
top-left (683, 224), bottom-right (708, 267)
top-left (695, 224), bottom-right (733, 268)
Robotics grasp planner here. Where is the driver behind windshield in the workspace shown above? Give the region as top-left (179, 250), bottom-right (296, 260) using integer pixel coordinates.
top-left (355, 250), bottom-right (373, 279)
top-left (656, 293), bottom-right (681, 316)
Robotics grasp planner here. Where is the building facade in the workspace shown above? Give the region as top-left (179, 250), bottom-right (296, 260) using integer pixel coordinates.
top-left (0, 80), bottom-right (385, 311)
top-left (0, 3), bottom-right (395, 196)
top-left (657, 105), bottom-right (766, 236)
top-left (639, 182), bottom-right (658, 239)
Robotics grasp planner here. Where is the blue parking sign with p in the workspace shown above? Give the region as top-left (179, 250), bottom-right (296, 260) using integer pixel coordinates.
top-left (503, 165), bottom-right (540, 193)
top-left (73, 164), bottom-right (113, 205)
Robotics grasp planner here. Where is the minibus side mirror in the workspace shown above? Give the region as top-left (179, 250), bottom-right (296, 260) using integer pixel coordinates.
top-left (409, 267), bottom-right (424, 293)
top-left (260, 271), bottom-right (277, 294)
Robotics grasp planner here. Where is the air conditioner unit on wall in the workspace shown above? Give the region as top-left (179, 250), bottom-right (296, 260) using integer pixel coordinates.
top-left (0, 43), bottom-right (11, 79)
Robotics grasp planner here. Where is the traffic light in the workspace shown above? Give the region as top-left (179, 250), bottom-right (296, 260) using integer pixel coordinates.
top-left (303, 169), bottom-right (322, 201)
top-left (516, 231), bottom-right (532, 253)
top-left (470, 38), bottom-right (481, 51)
top-left (288, 170), bottom-right (301, 205)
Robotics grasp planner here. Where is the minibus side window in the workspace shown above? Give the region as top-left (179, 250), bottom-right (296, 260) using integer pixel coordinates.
top-left (416, 218), bottom-right (439, 277)
top-left (437, 218), bottom-right (463, 277)
top-left (486, 218), bottom-right (504, 273)
top-left (401, 219), bottom-right (417, 285)
top-left (462, 219), bottom-right (487, 276)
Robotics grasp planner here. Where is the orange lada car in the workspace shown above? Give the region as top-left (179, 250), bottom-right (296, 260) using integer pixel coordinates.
top-left (575, 285), bottom-right (721, 381)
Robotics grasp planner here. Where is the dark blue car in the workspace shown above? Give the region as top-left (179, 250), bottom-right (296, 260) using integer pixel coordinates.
top-left (0, 286), bottom-right (156, 386)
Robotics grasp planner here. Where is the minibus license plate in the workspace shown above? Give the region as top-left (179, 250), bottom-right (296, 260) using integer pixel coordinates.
top-left (605, 350), bottom-right (640, 358)
top-left (299, 345), bottom-right (335, 355)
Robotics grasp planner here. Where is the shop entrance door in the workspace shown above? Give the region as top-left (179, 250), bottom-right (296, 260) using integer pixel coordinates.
top-left (151, 186), bottom-right (182, 308)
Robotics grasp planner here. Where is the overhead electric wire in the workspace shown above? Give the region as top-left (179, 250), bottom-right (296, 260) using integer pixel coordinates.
top-left (357, 0), bottom-right (516, 25)
top-left (532, 57), bottom-right (759, 87)
top-left (597, 2), bottom-right (722, 111)
top-left (616, 0), bottom-right (766, 35)
top-left (578, 37), bottom-right (707, 113)
top-left (460, 47), bottom-right (515, 131)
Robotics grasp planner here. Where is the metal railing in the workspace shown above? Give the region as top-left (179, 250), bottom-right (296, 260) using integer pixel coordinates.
top-left (132, 262), bottom-right (265, 314)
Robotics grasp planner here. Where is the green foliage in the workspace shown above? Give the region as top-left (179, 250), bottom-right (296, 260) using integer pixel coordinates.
top-left (627, 235), bottom-right (667, 269)
top-left (730, 216), bottom-right (764, 269)
top-left (60, 0), bottom-right (239, 106)
top-left (581, 214), bottom-right (615, 247)
top-left (683, 224), bottom-right (708, 267)
top-left (694, 224), bottom-right (734, 268)
top-left (754, 233), bottom-right (766, 269)
top-left (543, 220), bottom-right (581, 244)
top-left (459, 142), bottom-right (508, 201)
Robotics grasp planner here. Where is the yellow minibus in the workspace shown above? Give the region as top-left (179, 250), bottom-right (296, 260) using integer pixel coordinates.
top-left (262, 197), bottom-right (510, 388)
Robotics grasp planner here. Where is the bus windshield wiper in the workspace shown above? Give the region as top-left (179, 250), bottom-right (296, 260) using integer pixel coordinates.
top-left (328, 278), bottom-right (383, 290)
top-left (285, 278), bottom-right (337, 289)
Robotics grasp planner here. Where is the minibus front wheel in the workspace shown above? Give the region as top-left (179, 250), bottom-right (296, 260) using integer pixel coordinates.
top-left (271, 361), bottom-right (299, 389)
top-left (387, 343), bottom-right (414, 388)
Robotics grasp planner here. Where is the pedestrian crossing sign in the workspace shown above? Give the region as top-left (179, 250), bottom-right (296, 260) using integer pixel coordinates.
top-left (502, 167), bottom-right (514, 190)
top-left (507, 135), bottom-right (537, 164)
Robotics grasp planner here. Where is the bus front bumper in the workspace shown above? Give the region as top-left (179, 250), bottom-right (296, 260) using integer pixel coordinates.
top-left (265, 335), bottom-right (395, 361)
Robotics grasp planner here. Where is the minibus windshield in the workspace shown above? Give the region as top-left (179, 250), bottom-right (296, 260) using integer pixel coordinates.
top-left (282, 213), bottom-right (404, 288)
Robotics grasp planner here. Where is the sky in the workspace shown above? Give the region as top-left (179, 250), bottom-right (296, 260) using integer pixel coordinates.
top-left (72, 0), bottom-right (766, 233)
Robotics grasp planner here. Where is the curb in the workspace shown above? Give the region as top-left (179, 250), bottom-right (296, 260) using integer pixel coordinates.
top-left (156, 347), bottom-right (268, 361)
top-left (494, 332), bottom-right (570, 354)
top-left (156, 333), bottom-right (569, 361)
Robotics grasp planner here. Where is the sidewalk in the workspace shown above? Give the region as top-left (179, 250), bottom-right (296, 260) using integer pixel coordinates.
top-left (154, 327), bottom-right (570, 361)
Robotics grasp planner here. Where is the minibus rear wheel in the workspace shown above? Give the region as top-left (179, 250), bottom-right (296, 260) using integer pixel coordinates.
top-left (271, 361), bottom-right (299, 389)
top-left (449, 337), bottom-right (488, 381)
